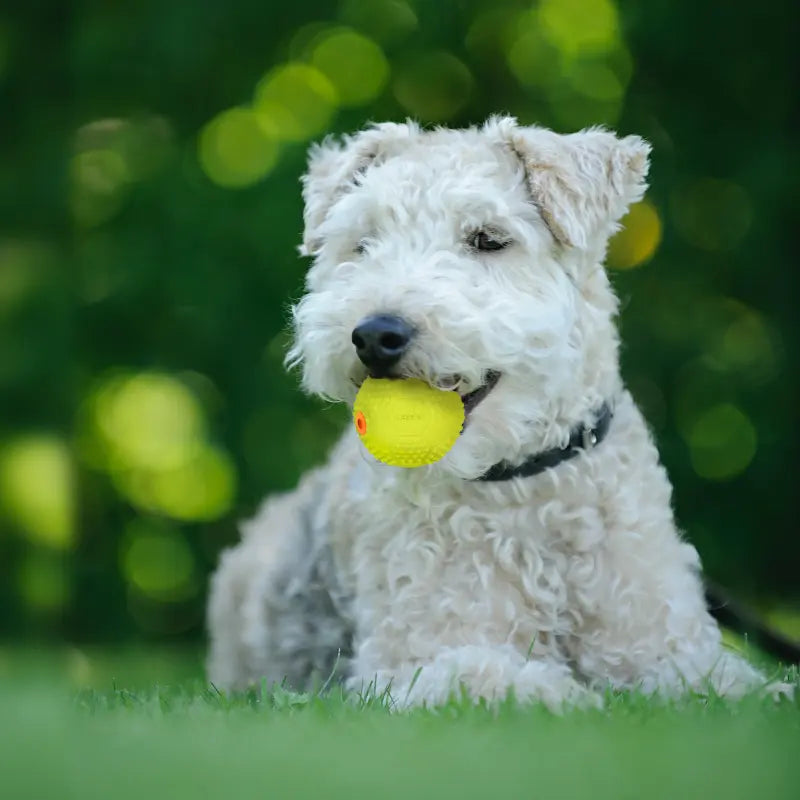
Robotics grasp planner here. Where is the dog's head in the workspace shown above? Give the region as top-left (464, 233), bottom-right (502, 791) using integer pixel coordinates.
top-left (288, 117), bottom-right (650, 478)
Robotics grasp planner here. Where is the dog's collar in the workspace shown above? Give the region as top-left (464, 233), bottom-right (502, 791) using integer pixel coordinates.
top-left (476, 402), bottom-right (613, 482)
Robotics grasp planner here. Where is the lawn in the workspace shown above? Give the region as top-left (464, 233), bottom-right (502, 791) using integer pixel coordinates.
top-left (1, 646), bottom-right (798, 800)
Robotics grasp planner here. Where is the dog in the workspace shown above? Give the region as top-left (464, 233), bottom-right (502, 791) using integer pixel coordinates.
top-left (207, 117), bottom-right (776, 709)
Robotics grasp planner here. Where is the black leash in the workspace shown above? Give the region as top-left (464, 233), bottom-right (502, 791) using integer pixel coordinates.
top-left (705, 580), bottom-right (800, 664)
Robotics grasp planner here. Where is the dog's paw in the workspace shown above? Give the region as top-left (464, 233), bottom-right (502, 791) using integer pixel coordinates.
top-left (762, 680), bottom-right (795, 702)
top-left (376, 651), bottom-right (600, 713)
top-left (512, 660), bottom-right (603, 712)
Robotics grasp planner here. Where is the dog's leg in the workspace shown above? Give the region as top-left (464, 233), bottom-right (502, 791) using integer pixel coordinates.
top-left (567, 511), bottom-right (771, 699)
top-left (557, 397), bottom-right (790, 700)
top-left (348, 645), bottom-right (600, 711)
top-left (207, 469), bottom-right (352, 692)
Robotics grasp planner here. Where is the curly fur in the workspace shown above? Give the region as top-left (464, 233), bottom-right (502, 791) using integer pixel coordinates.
top-left (207, 117), bottom-right (776, 709)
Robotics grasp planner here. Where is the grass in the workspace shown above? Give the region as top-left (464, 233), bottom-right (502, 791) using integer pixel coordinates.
top-left (0, 646), bottom-right (798, 800)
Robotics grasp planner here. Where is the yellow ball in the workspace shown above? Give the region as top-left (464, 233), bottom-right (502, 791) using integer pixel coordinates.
top-left (353, 378), bottom-right (465, 467)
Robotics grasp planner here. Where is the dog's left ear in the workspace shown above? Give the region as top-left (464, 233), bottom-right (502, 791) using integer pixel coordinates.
top-left (495, 119), bottom-right (651, 250)
top-left (301, 121), bottom-right (419, 255)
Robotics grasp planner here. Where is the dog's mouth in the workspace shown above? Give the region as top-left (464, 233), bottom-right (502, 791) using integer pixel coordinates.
top-left (359, 370), bottom-right (501, 419)
top-left (450, 370), bottom-right (501, 416)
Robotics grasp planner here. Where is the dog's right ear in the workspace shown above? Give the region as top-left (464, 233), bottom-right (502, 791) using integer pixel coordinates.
top-left (301, 121), bottom-right (419, 256)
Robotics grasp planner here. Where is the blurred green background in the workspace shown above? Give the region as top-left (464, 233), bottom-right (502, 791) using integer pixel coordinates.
top-left (0, 0), bottom-right (796, 647)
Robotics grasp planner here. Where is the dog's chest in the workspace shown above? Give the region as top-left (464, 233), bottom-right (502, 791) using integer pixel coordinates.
top-left (334, 469), bottom-right (604, 660)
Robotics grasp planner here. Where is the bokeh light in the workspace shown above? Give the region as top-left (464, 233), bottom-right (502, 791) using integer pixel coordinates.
top-left (310, 29), bottom-right (389, 107)
top-left (79, 372), bottom-right (237, 522)
top-left (339, 0), bottom-right (418, 45)
top-left (288, 22), bottom-right (337, 62)
top-left (70, 149), bottom-right (130, 227)
top-left (73, 149), bottom-right (130, 195)
top-left (671, 178), bottom-right (752, 252)
top-left (506, 25), bottom-right (561, 91)
top-left (539, 0), bottom-right (619, 56)
top-left (90, 373), bottom-right (206, 471)
top-left (607, 200), bottom-right (662, 269)
top-left (120, 519), bottom-right (198, 603)
top-left (114, 443), bottom-right (236, 522)
top-left (505, 1), bottom-right (631, 128)
top-left (673, 359), bottom-right (726, 441)
top-left (566, 61), bottom-right (622, 102)
top-left (75, 117), bottom-right (173, 182)
top-left (198, 107), bottom-right (280, 189)
top-left (699, 298), bottom-right (780, 384)
top-left (70, 117), bottom-right (173, 225)
top-left (0, 436), bottom-right (75, 549)
top-left (253, 62), bottom-right (338, 142)
top-left (687, 403), bottom-right (757, 481)
top-left (393, 51), bottom-right (473, 121)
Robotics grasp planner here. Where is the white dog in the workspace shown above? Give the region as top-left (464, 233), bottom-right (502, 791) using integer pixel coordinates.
top-left (207, 117), bottom-right (770, 709)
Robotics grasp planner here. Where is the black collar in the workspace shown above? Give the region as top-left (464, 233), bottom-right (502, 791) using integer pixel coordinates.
top-left (477, 402), bottom-right (613, 482)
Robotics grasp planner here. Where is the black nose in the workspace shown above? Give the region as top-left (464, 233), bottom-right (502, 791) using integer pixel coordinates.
top-left (352, 314), bottom-right (415, 374)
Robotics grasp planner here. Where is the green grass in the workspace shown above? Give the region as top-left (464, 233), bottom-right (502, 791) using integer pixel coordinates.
top-left (0, 646), bottom-right (798, 800)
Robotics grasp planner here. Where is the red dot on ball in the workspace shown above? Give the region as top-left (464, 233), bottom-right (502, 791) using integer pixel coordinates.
top-left (355, 411), bottom-right (367, 435)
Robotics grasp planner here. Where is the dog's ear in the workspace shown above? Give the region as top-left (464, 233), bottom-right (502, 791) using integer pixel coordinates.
top-left (495, 119), bottom-right (650, 250)
top-left (301, 121), bottom-right (419, 255)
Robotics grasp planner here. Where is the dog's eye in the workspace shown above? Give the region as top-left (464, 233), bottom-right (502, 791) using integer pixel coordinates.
top-left (354, 240), bottom-right (368, 255)
top-left (470, 231), bottom-right (509, 252)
